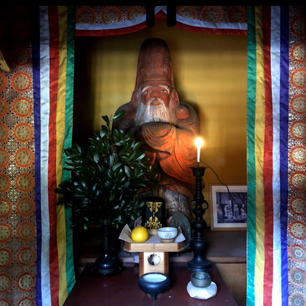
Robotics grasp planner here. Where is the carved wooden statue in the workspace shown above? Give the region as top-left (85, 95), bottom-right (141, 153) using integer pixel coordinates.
top-left (115, 38), bottom-right (199, 220)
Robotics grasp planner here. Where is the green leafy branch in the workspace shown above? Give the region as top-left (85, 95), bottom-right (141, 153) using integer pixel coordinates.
top-left (56, 111), bottom-right (154, 230)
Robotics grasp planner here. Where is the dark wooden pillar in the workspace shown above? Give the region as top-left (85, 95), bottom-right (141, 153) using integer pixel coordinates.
top-left (145, 5), bottom-right (155, 27)
top-left (167, 5), bottom-right (176, 26)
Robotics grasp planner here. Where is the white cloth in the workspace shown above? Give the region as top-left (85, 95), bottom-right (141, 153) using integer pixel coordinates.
top-left (186, 281), bottom-right (217, 300)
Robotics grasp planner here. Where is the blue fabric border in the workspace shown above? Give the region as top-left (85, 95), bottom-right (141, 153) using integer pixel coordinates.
top-left (32, 5), bottom-right (42, 306)
top-left (279, 6), bottom-right (289, 306)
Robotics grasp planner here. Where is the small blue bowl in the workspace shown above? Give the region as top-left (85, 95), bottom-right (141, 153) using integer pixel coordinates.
top-left (138, 272), bottom-right (170, 301)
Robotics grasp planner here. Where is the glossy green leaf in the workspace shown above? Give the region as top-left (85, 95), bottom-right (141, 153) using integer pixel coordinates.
top-left (102, 115), bottom-right (110, 126)
top-left (93, 153), bottom-right (99, 163)
top-left (113, 110), bottom-right (125, 121)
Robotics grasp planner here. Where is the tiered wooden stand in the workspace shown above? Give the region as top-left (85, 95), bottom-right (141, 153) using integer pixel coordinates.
top-left (124, 239), bottom-right (184, 276)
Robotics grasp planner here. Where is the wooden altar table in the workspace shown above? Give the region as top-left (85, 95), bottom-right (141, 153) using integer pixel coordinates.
top-left (64, 263), bottom-right (238, 306)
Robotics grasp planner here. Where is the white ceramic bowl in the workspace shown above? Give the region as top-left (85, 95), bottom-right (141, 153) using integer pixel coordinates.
top-left (157, 227), bottom-right (178, 242)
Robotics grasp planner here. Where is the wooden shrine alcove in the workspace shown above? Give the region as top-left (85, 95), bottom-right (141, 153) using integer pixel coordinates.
top-left (72, 12), bottom-right (247, 306)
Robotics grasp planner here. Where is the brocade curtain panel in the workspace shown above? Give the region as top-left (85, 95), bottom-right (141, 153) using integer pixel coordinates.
top-left (0, 5), bottom-right (305, 306)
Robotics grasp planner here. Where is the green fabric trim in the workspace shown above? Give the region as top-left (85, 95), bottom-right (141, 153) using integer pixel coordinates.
top-left (64, 5), bottom-right (76, 294)
top-left (246, 6), bottom-right (256, 306)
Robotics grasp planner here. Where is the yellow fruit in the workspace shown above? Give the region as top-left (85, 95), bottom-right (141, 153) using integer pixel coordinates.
top-left (131, 226), bottom-right (149, 243)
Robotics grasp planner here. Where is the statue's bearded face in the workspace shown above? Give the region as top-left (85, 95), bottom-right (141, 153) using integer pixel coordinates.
top-left (135, 84), bottom-right (172, 125)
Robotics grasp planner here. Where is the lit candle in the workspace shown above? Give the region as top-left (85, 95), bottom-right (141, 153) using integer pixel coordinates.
top-left (194, 137), bottom-right (204, 163)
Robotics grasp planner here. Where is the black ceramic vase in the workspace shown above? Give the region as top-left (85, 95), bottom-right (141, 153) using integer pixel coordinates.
top-left (93, 221), bottom-right (122, 276)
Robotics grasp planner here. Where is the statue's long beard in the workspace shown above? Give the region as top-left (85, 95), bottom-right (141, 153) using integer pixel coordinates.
top-left (135, 98), bottom-right (171, 126)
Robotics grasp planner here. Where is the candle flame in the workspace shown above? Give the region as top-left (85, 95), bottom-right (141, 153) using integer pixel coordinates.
top-left (194, 137), bottom-right (204, 149)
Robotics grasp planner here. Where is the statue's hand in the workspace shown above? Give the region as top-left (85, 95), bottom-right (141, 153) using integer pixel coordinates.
top-left (140, 122), bottom-right (175, 154)
top-left (141, 122), bottom-right (174, 137)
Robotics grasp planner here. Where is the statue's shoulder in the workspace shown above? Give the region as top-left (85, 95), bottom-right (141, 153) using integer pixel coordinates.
top-left (180, 101), bottom-right (197, 116)
top-left (177, 101), bottom-right (199, 132)
top-left (115, 102), bottom-right (130, 115)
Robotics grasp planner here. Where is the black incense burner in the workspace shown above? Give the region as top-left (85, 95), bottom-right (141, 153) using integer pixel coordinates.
top-left (138, 272), bottom-right (170, 301)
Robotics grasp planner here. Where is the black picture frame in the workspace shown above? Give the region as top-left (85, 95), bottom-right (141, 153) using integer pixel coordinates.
top-left (210, 185), bottom-right (247, 230)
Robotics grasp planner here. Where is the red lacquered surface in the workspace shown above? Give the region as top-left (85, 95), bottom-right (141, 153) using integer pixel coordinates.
top-left (64, 263), bottom-right (238, 306)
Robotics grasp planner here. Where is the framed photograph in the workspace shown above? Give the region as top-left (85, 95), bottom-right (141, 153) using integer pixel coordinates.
top-left (210, 185), bottom-right (247, 230)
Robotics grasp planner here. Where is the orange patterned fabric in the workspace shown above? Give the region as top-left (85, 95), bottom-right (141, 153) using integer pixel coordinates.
top-left (0, 9), bottom-right (36, 306)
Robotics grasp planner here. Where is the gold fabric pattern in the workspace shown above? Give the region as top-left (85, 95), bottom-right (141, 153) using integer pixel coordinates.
top-left (13, 123), bottom-right (33, 143)
top-left (291, 69), bottom-right (306, 89)
top-left (0, 274), bottom-right (12, 292)
top-left (291, 43), bottom-right (306, 62)
top-left (76, 6), bottom-right (147, 25)
top-left (17, 273), bottom-right (34, 291)
top-left (11, 72), bottom-right (32, 93)
top-left (290, 146), bottom-right (306, 165)
top-left (177, 7), bottom-right (197, 19)
top-left (16, 198), bottom-right (34, 217)
top-left (15, 173), bottom-right (34, 192)
top-left (290, 95), bottom-right (306, 114)
top-left (76, 6), bottom-right (96, 24)
top-left (16, 247), bottom-right (35, 266)
top-left (289, 221), bottom-right (306, 240)
top-left (227, 6), bottom-right (247, 23)
top-left (291, 16), bottom-right (306, 37)
top-left (127, 6), bottom-right (145, 20)
top-left (101, 6), bottom-right (122, 24)
top-left (0, 299), bottom-right (11, 306)
top-left (0, 249), bottom-right (12, 266)
top-left (14, 148), bottom-right (34, 168)
top-left (16, 222), bottom-right (35, 241)
top-left (0, 123), bottom-right (9, 142)
top-left (12, 97), bottom-right (32, 118)
top-left (290, 121), bottom-right (306, 139)
top-left (290, 196), bottom-right (306, 216)
top-left (289, 172), bottom-right (306, 191)
top-left (16, 297), bottom-right (35, 306)
top-left (0, 98), bottom-right (8, 117)
top-left (289, 244), bottom-right (306, 262)
top-left (0, 149), bottom-right (9, 168)
top-left (289, 293), bottom-right (306, 306)
top-left (289, 267), bottom-right (306, 286)
top-left (0, 224), bottom-right (12, 242)
top-left (201, 6), bottom-right (223, 23)
top-left (0, 174), bottom-right (10, 192)
top-left (0, 71), bottom-right (8, 92)
top-left (0, 199), bottom-right (12, 217)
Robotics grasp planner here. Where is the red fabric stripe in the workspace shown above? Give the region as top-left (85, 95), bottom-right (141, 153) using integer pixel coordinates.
top-left (75, 22), bottom-right (147, 37)
top-left (48, 6), bottom-right (59, 306)
top-left (155, 10), bottom-right (166, 20)
top-left (176, 22), bottom-right (247, 36)
top-left (262, 7), bottom-right (273, 306)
